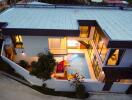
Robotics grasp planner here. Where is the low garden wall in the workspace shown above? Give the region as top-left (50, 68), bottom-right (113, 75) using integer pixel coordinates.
top-left (1, 55), bottom-right (43, 86)
top-left (53, 79), bottom-right (105, 92)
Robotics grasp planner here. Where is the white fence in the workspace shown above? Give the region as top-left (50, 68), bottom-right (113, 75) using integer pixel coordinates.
top-left (53, 79), bottom-right (131, 93)
top-left (110, 82), bottom-right (131, 93)
top-left (51, 79), bottom-right (75, 92)
top-left (53, 79), bottom-right (105, 92)
top-left (83, 81), bottom-right (105, 92)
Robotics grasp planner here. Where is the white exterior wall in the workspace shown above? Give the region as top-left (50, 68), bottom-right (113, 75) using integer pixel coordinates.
top-left (54, 79), bottom-right (104, 92)
top-left (119, 49), bottom-right (132, 67)
top-left (22, 36), bottom-right (67, 56)
top-left (83, 81), bottom-right (105, 92)
top-left (53, 80), bottom-right (75, 92)
top-left (22, 36), bottom-right (49, 56)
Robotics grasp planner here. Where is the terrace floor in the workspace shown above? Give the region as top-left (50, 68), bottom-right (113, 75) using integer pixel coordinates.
top-left (13, 48), bottom-right (96, 80)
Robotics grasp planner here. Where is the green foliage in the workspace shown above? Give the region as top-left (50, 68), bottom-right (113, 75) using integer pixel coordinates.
top-left (30, 52), bottom-right (56, 80)
top-left (126, 0), bottom-right (132, 4)
top-left (31, 61), bottom-right (37, 68)
top-left (0, 60), bottom-right (14, 74)
top-left (18, 60), bottom-right (29, 69)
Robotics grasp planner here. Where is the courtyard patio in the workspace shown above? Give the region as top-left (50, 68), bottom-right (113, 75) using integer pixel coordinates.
top-left (3, 36), bottom-right (96, 81)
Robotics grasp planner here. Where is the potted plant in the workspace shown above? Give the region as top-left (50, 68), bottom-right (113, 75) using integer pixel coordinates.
top-left (70, 73), bottom-right (89, 99)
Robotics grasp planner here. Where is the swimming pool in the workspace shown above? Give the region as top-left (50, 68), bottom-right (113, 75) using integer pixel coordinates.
top-left (66, 53), bottom-right (90, 79)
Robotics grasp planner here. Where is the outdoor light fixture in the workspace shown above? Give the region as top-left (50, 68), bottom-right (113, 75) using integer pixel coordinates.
top-left (21, 50), bottom-right (25, 56)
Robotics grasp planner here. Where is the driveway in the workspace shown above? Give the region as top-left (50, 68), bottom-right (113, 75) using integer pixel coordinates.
top-left (0, 73), bottom-right (132, 100)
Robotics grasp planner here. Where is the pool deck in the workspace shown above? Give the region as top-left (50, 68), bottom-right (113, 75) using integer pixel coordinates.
top-left (67, 49), bottom-right (96, 80)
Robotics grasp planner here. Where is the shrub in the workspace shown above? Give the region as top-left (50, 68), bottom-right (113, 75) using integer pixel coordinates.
top-left (76, 83), bottom-right (86, 99)
top-left (30, 52), bottom-right (56, 81)
top-left (18, 60), bottom-right (29, 69)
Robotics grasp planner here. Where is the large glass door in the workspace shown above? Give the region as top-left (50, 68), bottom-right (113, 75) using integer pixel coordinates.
top-left (48, 37), bottom-right (67, 54)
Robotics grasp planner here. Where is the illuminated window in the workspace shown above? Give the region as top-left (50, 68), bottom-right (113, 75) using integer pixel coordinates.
top-left (92, 56), bottom-right (102, 79)
top-left (80, 26), bottom-right (90, 38)
top-left (15, 35), bottom-right (22, 43)
top-left (106, 49), bottom-right (125, 66)
top-left (93, 27), bottom-right (108, 62)
top-left (100, 44), bottom-right (108, 62)
top-left (93, 30), bottom-right (100, 46)
top-left (49, 38), bottom-right (61, 49)
top-left (15, 35), bottom-right (23, 48)
top-left (67, 40), bottom-right (80, 48)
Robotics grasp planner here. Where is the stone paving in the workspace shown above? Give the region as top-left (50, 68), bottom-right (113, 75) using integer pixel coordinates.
top-left (0, 73), bottom-right (132, 100)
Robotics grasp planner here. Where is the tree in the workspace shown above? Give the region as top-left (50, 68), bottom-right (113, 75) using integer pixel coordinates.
top-left (30, 52), bottom-right (56, 81)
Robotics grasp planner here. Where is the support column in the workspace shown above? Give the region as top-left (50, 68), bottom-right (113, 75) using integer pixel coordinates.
top-left (103, 82), bottom-right (113, 91)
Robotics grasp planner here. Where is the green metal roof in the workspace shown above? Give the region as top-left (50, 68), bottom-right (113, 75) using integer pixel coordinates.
top-left (0, 5), bottom-right (132, 40)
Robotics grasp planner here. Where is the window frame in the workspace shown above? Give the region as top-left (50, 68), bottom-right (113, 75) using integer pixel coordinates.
top-left (106, 49), bottom-right (125, 66)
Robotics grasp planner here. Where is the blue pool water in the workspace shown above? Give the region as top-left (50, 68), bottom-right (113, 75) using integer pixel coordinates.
top-left (67, 53), bottom-right (90, 79)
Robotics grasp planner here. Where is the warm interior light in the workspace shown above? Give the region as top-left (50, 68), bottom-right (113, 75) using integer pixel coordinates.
top-left (67, 40), bottom-right (80, 47)
top-left (15, 35), bottom-right (22, 43)
top-left (19, 35), bottom-right (22, 42)
top-left (15, 35), bottom-right (19, 43)
top-left (99, 40), bottom-right (104, 44)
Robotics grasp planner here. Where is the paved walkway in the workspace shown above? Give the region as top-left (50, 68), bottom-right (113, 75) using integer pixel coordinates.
top-left (0, 73), bottom-right (132, 100)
